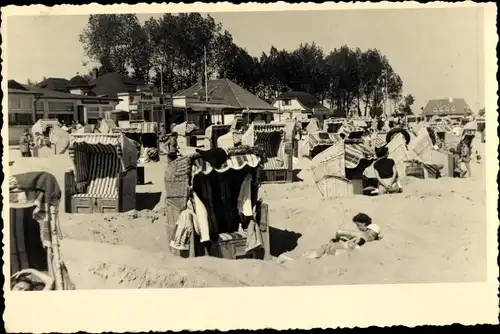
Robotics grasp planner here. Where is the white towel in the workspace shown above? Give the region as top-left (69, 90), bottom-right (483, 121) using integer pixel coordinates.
top-left (237, 173), bottom-right (253, 217)
top-left (193, 191), bottom-right (210, 243)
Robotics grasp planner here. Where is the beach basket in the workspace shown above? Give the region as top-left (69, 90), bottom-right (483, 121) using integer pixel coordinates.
top-left (164, 145), bottom-right (271, 260)
top-left (310, 140), bottom-right (345, 183)
top-left (245, 123), bottom-right (292, 183)
top-left (206, 124), bottom-right (231, 149)
top-left (405, 162), bottom-right (426, 179)
top-left (65, 133), bottom-right (138, 213)
top-left (316, 175), bottom-right (354, 198)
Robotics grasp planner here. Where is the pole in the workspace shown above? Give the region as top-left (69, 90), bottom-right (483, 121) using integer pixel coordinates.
top-left (385, 70), bottom-right (388, 118)
top-left (204, 46), bottom-right (208, 103)
top-left (160, 64), bottom-right (164, 96)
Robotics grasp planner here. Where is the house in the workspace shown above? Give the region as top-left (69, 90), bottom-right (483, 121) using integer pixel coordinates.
top-left (87, 69), bottom-right (163, 122)
top-left (7, 79), bottom-right (119, 144)
top-left (173, 78), bottom-right (276, 126)
top-left (422, 98), bottom-right (473, 121)
top-left (36, 77), bottom-right (71, 92)
top-left (272, 91), bottom-right (330, 122)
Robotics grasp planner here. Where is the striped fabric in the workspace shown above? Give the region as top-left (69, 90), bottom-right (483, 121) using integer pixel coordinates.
top-left (73, 154), bottom-right (120, 198)
top-left (173, 121), bottom-right (199, 136)
top-left (31, 119), bottom-right (61, 135)
top-left (217, 231), bottom-right (247, 241)
top-left (328, 133), bottom-right (342, 143)
top-left (422, 163), bottom-right (440, 179)
top-left (255, 131), bottom-right (282, 158)
top-left (310, 140), bottom-right (346, 182)
top-left (386, 133), bottom-right (409, 175)
top-left (345, 142), bottom-right (374, 169)
top-left (309, 131), bottom-right (334, 151)
top-left (233, 132), bottom-right (244, 146)
top-left (192, 154), bottom-right (261, 176)
top-left (373, 133), bottom-right (387, 148)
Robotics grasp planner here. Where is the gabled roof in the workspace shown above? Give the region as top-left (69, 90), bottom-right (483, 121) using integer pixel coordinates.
top-left (68, 74), bottom-right (92, 88)
top-left (36, 77), bottom-right (71, 92)
top-left (88, 72), bottom-right (149, 98)
top-left (174, 78), bottom-right (276, 111)
top-left (423, 98), bottom-right (472, 116)
top-left (274, 91), bottom-right (327, 111)
top-left (8, 79), bottom-right (31, 91)
top-left (8, 81), bottom-right (119, 101)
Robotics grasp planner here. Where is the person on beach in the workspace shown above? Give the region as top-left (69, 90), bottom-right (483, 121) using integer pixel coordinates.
top-left (166, 132), bottom-right (180, 163)
top-left (457, 136), bottom-right (473, 177)
top-left (373, 145), bottom-right (402, 194)
top-left (450, 148), bottom-right (467, 178)
top-left (11, 268), bottom-right (54, 291)
top-left (19, 129), bottom-right (33, 157)
top-left (278, 213), bottom-right (382, 262)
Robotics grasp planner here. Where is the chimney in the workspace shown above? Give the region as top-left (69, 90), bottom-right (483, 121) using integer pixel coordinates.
top-left (92, 68), bottom-right (99, 80)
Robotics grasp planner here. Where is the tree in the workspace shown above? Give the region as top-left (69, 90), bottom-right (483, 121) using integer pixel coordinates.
top-left (80, 14), bottom-right (143, 75)
top-left (27, 78), bottom-right (38, 86)
top-left (398, 94), bottom-right (415, 115)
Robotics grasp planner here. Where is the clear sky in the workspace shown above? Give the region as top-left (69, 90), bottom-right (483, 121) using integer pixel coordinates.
top-left (5, 7), bottom-right (485, 111)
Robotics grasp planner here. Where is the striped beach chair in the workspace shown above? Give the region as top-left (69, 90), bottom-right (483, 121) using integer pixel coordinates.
top-left (205, 124), bottom-right (231, 149)
top-left (308, 131), bottom-right (335, 159)
top-left (65, 133), bottom-right (138, 214)
top-left (243, 123), bottom-right (292, 183)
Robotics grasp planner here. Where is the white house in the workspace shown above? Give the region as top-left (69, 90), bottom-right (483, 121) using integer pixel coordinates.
top-left (272, 91), bottom-right (329, 122)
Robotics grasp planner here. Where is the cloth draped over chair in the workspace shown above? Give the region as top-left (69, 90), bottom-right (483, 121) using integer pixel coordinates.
top-left (31, 119), bottom-right (61, 135)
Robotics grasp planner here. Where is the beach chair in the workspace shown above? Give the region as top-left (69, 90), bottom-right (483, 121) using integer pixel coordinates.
top-left (9, 172), bottom-right (74, 290)
top-left (31, 119), bottom-right (68, 157)
top-left (243, 123), bottom-right (292, 183)
top-left (308, 131), bottom-right (335, 159)
top-left (117, 121), bottom-right (160, 162)
top-left (165, 146), bottom-right (271, 260)
top-left (64, 133), bottom-right (138, 214)
top-left (205, 124), bottom-right (231, 149)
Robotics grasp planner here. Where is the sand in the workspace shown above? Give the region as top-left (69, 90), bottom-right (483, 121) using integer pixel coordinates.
top-left (8, 137), bottom-right (487, 289)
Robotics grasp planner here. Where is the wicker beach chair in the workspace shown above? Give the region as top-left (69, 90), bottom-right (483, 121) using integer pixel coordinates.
top-left (323, 118), bottom-right (345, 134)
top-left (165, 145), bottom-right (271, 260)
top-left (9, 172), bottom-right (74, 290)
top-left (282, 119), bottom-right (300, 157)
top-left (64, 133), bottom-right (138, 214)
top-left (308, 131), bottom-right (335, 159)
top-left (242, 123), bottom-right (292, 183)
top-left (205, 124), bottom-right (231, 149)
top-left (116, 121), bottom-right (160, 162)
top-left (31, 119), bottom-right (69, 157)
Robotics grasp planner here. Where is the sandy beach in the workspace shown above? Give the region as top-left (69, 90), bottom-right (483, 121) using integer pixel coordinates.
top-left (8, 137), bottom-right (487, 289)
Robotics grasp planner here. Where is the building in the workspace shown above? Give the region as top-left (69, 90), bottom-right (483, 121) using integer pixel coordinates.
top-left (272, 91), bottom-right (330, 122)
top-left (173, 78), bottom-right (276, 127)
top-left (422, 98), bottom-right (473, 121)
top-left (7, 79), bottom-right (119, 144)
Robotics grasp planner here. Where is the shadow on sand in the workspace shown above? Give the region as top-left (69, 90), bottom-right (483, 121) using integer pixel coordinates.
top-left (135, 192), bottom-right (162, 211)
top-left (269, 227), bottom-right (302, 257)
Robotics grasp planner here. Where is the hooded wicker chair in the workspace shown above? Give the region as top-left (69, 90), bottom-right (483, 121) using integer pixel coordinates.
top-left (165, 145), bottom-right (271, 260)
top-left (116, 121), bottom-right (160, 162)
top-left (205, 124), bottom-right (231, 149)
top-left (64, 133), bottom-right (138, 214)
top-left (242, 123), bottom-right (292, 183)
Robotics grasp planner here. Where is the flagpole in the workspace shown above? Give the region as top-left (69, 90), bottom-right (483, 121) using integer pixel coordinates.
top-left (204, 46), bottom-right (208, 103)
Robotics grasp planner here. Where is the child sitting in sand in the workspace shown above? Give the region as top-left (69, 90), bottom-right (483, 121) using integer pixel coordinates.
top-left (277, 213), bottom-right (382, 262)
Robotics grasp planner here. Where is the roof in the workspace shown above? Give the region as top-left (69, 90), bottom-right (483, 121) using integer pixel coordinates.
top-left (68, 75), bottom-right (91, 88)
top-left (274, 91), bottom-right (328, 111)
top-left (36, 78), bottom-right (71, 92)
top-left (88, 72), bottom-right (149, 98)
top-left (423, 98), bottom-right (472, 116)
top-left (174, 78), bottom-right (276, 111)
top-left (8, 82), bottom-right (119, 101)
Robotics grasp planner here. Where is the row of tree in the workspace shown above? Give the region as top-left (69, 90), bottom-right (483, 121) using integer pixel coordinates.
top-left (80, 13), bottom-right (415, 117)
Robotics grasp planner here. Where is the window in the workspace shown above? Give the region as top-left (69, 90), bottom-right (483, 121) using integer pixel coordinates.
top-left (47, 101), bottom-right (74, 112)
top-left (8, 112), bottom-right (34, 126)
top-left (282, 99), bottom-right (291, 106)
top-left (35, 100), bottom-right (45, 112)
top-left (8, 95), bottom-right (32, 110)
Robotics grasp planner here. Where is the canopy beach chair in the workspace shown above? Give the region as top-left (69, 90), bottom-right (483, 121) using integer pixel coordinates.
top-left (31, 119), bottom-right (69, 157)
top-left (308, 131), bottom-right (336, 159)
top-left (165, 145), bottom-right (271, 260)
top-left (9, 172), bottom-right (74, 290)
top-left (323, 118), bottom-right (346, 133)
top-left (64, 133), bottom-right (138, 214)
top-left (205, 124), bottom-right (231, 149)
top-left (242, 123), bottom-right (292, 183)
top-left (116, 121), bottom-right (160, 162)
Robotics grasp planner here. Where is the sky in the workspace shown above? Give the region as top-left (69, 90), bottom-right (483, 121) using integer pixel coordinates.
top-left (5, 7), bottom-right (485, 111)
